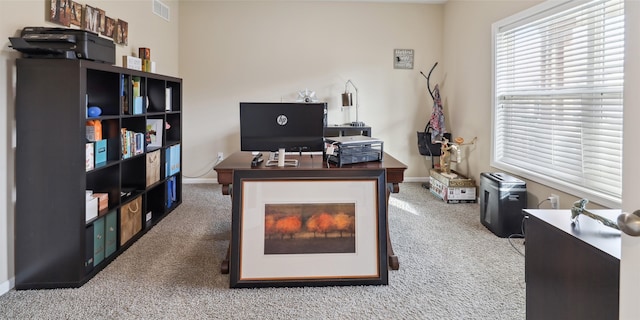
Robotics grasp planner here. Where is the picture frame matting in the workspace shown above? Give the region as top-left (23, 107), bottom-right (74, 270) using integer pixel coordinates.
top-left (230, 169), bottom-right (388, 288)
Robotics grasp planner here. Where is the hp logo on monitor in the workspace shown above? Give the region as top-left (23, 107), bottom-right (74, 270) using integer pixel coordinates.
top-left (276, 115), bottom-right (288, 126)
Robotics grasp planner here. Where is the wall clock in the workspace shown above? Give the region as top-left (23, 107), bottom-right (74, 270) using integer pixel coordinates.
top-left (394, 49), bottom-right (414, 69)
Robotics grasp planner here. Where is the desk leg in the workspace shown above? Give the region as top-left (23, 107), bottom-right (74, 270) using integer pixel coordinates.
top-left (221, 187), bottom-right (232, 274)
top-left (221, 245), bottom-right (230, 274)
top-left (387, 183), bottom-right (399, 270)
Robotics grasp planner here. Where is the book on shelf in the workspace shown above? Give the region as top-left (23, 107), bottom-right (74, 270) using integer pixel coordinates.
top-left (170, 144), bottom-right (181, 175)
top-left (133, 96), bottom-right (143, 115)
top-left (132, 76), bottom-right (141, 98)
top-left (134, 132), bottom-right (144, 155)
top-left (167, 175), bottom-right (176, 208)
top-left (165, 87), bottom-right (172, 111)
top-left (121, 128), bottom-right (144, 159)
top-left (165, 143), bottom-right (181, 177)
top-left (121, 128), bottom-right (130, 159)
top-left (121, 74), bottom-right (129, 114)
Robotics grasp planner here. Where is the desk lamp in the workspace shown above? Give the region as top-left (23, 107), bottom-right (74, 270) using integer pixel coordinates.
top-left (342, 79), bottom-right (365, 127)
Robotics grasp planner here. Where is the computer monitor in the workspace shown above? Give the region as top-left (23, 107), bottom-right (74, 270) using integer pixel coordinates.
top-left (240, 102), bottom-right (326, 167)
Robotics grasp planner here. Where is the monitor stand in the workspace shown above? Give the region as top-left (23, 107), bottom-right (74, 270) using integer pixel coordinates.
top-left (265, 148), bottom-right (298, 167)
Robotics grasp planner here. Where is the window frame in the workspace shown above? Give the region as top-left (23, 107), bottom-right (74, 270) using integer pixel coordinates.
top-left (490, 0), bottom-right (624, 208)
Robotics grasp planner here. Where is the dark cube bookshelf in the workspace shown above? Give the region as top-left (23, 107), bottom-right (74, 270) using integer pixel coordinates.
top-left (15, 59), bottom-right (182, 289)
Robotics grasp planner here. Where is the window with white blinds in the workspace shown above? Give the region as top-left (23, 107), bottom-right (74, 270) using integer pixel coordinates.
top-left (492, 0), bottom-right (624, 207)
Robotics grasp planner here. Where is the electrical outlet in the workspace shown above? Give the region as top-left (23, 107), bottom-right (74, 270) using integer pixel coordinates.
top-left (550, 194), bottom-right (559, 209)
top-left (217, 152), bottom-right (224, 161)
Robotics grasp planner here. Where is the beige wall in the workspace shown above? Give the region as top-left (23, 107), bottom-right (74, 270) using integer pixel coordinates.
top-left (441, 0), bottom-right (609, 210)
top-left (0, 0), bottom-right (180, 294)
top-left (178, 1), bottom-right (443, 180)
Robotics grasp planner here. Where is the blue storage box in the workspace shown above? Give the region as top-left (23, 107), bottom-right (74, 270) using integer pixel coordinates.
top-left (94, 139), bottom-right (107, 166)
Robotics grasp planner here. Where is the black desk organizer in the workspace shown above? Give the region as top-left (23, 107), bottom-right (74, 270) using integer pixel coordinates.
top-left (327, 141), bottom-right (383, 167)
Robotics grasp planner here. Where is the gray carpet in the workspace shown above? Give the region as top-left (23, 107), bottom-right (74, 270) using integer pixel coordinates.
top-left (0, 183), bottom-right (525, 319)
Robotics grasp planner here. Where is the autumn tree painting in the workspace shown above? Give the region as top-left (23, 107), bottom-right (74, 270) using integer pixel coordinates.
top-left (275, 215), bottom-right (302, 239)
top-left (306, 212), bottom-right (335, 238)
top-left (334, 212), bottom-right (356, 237)
top-left (264, 203), bottom-right (356, 255)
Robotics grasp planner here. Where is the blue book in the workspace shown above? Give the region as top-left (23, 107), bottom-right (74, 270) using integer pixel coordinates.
top-left (169, 144), bottom-right (181, 176)
top-left (165, 146), bottom-right (171, 177)
top-left (134, 133), bottom-right (144, 155)
top-left (133, 96), bottom-right (143, 115)
top-left (166, 176), bottom-right (176, 208)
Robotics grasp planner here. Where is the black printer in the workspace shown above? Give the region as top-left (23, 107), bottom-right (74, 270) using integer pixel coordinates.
top-left (9, 27), bottom-right (115, 64)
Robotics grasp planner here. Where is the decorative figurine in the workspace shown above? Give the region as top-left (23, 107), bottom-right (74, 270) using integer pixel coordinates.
top-left (439, 137), bottom-right (453, 174)
top-left (570, 198), bottom-right (619, 230)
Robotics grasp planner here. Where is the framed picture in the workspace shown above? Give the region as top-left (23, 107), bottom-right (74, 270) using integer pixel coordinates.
top-left (230, 169), bottom-right (388, 288)
top-left (116, 19), bottom-right (129, 45)
top-left (103, 16), bottom-right (116, 39)
top-left (96, 8), bottom-right (106, 33)
top-left (50, 0), bottom-right (71, 27)
top-left (69, 1), bottom-right (82, 27)
top-left (394, 48), bottom-right (414, 69)
top-left (145, 119), bottom-right (164, 148)
top-left (83, 5), bottom-right (100, 33)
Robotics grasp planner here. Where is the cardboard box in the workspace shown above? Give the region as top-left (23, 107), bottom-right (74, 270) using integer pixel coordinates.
top-left (93, 192), bottom-right (109, 215)
top-left (123, 55), bottom-right (142, 71)
top-left (430, 169), bottom-right (477, 203)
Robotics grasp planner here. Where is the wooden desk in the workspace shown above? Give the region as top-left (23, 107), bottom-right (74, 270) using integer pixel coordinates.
top-left (524, 209), bottom-right (620, 320)
top-left (214, 151), bottom-right (407, 274)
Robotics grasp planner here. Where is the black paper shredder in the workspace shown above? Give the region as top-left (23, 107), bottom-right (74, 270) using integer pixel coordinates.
top-left (480, 172), bottom-right (527, 237)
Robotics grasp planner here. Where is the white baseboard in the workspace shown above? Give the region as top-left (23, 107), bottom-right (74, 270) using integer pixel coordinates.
top-left (183, 178), bottom-right (217, 184)
top-left (403, 177), bottom-right (429, 183)
top-left (0, 277), bottom-right (14, 296)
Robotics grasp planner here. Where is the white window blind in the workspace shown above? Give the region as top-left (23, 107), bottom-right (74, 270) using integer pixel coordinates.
top-left (493, 0), bottom-right (624, 207)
